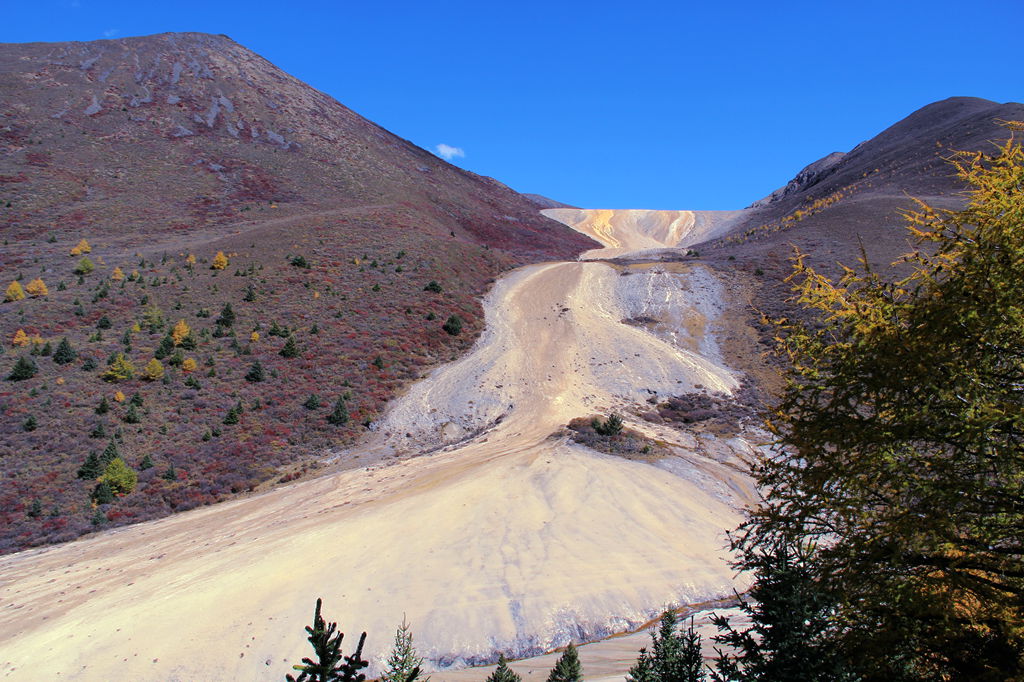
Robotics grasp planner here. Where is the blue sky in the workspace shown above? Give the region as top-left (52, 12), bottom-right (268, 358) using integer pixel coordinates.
top-left (2, 0), bottom-right (1022, 209)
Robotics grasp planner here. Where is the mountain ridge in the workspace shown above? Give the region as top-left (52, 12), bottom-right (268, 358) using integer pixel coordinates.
top-left (0, 31), bottom-right (594, 259)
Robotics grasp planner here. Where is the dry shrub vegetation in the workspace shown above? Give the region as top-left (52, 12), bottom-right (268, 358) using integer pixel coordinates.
top-left (0, 211), bottom-right (516, 553)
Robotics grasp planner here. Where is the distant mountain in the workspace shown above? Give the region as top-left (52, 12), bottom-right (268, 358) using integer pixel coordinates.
top-left (0, 33), bottom-right (595, 553)
top-left (0, 32), bottom-right (594, 259)
top-left (522, 193), bottom-right (577, 209)
top-left (709, 97), bottom-right (1024, 268)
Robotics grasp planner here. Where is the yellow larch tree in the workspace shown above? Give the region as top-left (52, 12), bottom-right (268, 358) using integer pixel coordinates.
top-left (101, 353), bottom-right (135, 382)
top-left (110, 267), bottom-right (125, 282)
top-left (171, 319), bottom-right (191, 346)
top-left (181, 357), bottom-right (197, 372)
top-left (5, 281), bottom-right (25, 302)
top-left (143, 358), bottom-right (165, 381)
top-left (211, 251), bottom-right (228, 270)
top-left (24, 278), bottom-right (48, 297)
top-left (11, 329), bottom-right (29, 346)
top-left (70, 238), bottom-right (91, 256)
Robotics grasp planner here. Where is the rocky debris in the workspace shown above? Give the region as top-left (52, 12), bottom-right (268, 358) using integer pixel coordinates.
top-left (83, 94), bottom-right (102, 116)
top-left (129, 87), bottom-right (153, 107)
top-left (748, 151), bottom-right (846, 208)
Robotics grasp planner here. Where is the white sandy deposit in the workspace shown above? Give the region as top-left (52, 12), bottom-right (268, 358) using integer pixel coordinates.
top-left (0, 210), bottom-right (754, 681)
top-left (541, 208), bottom-right (744, 260)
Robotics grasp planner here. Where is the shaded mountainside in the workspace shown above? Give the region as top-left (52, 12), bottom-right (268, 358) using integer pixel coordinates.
top-left (0, 33), bottom-right (595, 554)
top-left (701, 97), bottom-right (1024, 271)
top-left (688, 97), bottom-right (1024, 399)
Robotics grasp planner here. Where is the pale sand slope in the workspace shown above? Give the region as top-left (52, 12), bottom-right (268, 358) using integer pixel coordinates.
top-left (541, 208), bottom-right (745, 260)
top-left (0, 255), bottom-right (753, 681)
top-left (374, 261), bottom-right (736, 453)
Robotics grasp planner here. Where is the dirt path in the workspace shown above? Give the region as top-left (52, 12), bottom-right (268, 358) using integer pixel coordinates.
top-left (0, 211), bottom-right (755, 680)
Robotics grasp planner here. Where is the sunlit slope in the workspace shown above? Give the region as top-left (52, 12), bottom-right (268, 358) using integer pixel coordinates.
top-left (541, 208), bottom-right (744, 259)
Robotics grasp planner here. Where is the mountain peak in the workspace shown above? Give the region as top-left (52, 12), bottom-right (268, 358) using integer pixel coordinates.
top-left (0, 33), bottom-right (594, 258)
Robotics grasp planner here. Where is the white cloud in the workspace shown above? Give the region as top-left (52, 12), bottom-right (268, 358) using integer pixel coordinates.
top-left (435, 143), bottom-right (465, 161)
top-left (103, 28), bottom-right (118, 37)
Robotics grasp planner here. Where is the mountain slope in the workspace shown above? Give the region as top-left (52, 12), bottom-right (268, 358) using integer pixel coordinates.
top-left (0, 32), bottom-right (593, 258)
top-left (701, 96), bottom-right (1024, 269)
top-left (681, 97), bottom-right (1024, 398)
top-left (0, 33), bottom-right (595, 553)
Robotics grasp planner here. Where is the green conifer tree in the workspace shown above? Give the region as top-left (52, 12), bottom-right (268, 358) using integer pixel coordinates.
top-left (546, 643), bottom-right (582, 682)
top-left (286, 597), bottom-right (369, 682)
top-left (223, 401), bottom-right (243, 425)
top-left (327, 397), bottom-right (349, 426)
top-left (53, 337), bottom-right (77, 365)
top-left (382, 617), bottom-right (426, 682)
top-left (77, 452), bottom-right (103, 479)
top-left (7, 356), bottom-right (38, 381)
top-left (154, 335), bottom-right (175, 360)
top-left (100, 440), bottom-right (120, 466)
top-left (628, 611), bottom-right (707, 682)
top-left (245, 359), bottom-right (265, 382)
top-left (442, 315), bottom-right (463, 336)
top-left (280, 335), bottom-right (300, 358)
top-left (486, 655), bottom-right (521, 682)
top-left (216, 302), bottom-right (236, 328)
top-left (91, 480), bottom-right (114, 504)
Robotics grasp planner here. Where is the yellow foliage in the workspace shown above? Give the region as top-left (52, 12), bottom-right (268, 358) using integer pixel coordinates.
top-left (56, 377), bottom-right (65, 385)
top-left (313, 291), bottom-right (320, 299)
top-left (143, 358), bottom-right (165, 381)
top-left (250, 331), bottom-right (260, 343)
top-left (181, 357), bottom-right (197, 372)
top-left (12, 329), bottom-right (29, 346)
top-left (24, 278), bottom-right (48, 297)
top-left (101, 353), bottom-right (135, 382)
top-left (185, 254), bottom-right (196, 266)
top-left (4, 280), bottom-right (25, 302)
top-left (111, 267), bottom-right (125, 282)
top-left (113, 390), bottom-right (125, 402)
top-left (171, 319), bottom-right (191, 345)
top-left (71, 238), bottom-right (91, 255)
top-left (211, 251), bottom-right (228, 270)
top-left (70, 246), bottom-right (81, 256)
top-left (130, 269), bottom-right (139, 280)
